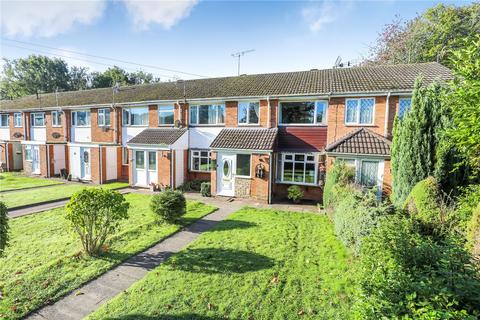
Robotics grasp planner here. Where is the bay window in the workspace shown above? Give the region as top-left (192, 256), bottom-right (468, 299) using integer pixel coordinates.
top-left (190, 150), bottom-right (212, 171)
top-left (189, 104), bottom-right (225, 125)
top-left (279, 153), bottom-right (317, 184)
top-left (345, 98), bottom-right (375, 125)
top-left (236, 154), bottom-right (251, 176)
top-left (97, 108), bottom-right (111, 126)
top-left (31, 113), bottom-right (45, 127)
top-left (14, 113), bottom-right (22, 127)
top-left (398, 98), bottom-right (412, 119)
top-left (71, 110), bottom-right (90, 126)
top-left (238, 102), bottom-right (259, 125)
top-left (122, 107), bottom-right (148, 126)
top-left (158, 106), bottom-right (174, 125)
top-left (0, 114), bottom-right (8, 127)
top-left (52, 111), bottom-right (61, 126)
top-left (279, 101), bottom-right (327, 125)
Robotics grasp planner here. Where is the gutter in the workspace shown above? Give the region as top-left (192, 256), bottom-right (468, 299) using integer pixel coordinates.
top-left (5, 143), bottom-right (9, 171)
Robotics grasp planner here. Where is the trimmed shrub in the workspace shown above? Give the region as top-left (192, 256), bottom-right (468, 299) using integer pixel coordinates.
top-left (0, 201), bottom-right (8, 256)
top-left (453, 184), bottom-right (480, 234)
top-left (177, 180), bottom-right (208, 192)
top-left (65, 188), bottom-right (130, 255)
top-left (287, 185), bottom-right (303, 203)
top-left (323, 161), bottom-right (355, 210)
top-left (200, 182), bottom-right (211, 197)
top-left (466, 204), bottom-right (480, 258)
top-left (150, 190), bottom-right (186, 223)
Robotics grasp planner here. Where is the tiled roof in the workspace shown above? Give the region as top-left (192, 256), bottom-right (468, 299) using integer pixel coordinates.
top-left (127, 128), bottom-right (187, 145)
top-left (1, 62), bottom-right (452, 111)
top-left (325, 128), bottom-right (392, 156)
top-left (210, 128), bottom-right (278, 151)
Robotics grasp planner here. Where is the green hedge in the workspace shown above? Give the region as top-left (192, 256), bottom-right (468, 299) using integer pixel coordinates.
top-left (0, 201), bottom-right (8, 256)
top-left (323, 161), bottom-right (355, 210)
top-left (467, 203), bottom-right (480, 257)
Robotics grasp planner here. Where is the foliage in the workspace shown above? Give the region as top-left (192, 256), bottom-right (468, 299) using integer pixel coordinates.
top-left (0, 194), bottom-right (214, 319)
top-left (323, 161), bottom-right (355, 210)
top-left (330, 184), bottom-right (391, 255)
top-left (391, 78), bottom-right (463, 206)
top-left (0, 202), bottom-right (8, 256)
top-left (364, 3), bottom-right (480, 67)
top-left (90, 66), bottom-right (160, 88)
top-left (150, 190), bottom-right (186, 223)
top-left (65, 188), bottom-right (130, 255)
top-left (466, 204), bottom-right (480, 257)
top-left (200, 182), bottom-right (211, 197)
top-left (447, 35), bottom-right (480, 176)
top-left (355, 215), bottom-right (480, 319)
top-left (88, 207), bottom-right (357, 320)
top-left (450, 184), bottom-right (480, 235)
top-left (177, 179), bottom-right (208, 192)
top-left (287, 185), bottom-right (303, 202)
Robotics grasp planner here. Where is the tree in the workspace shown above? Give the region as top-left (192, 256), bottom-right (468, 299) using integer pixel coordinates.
top-left (447, 35), bottom-right (480, 176)
top-left (90, 66), bottom-right (129, 88)
top-left (69, 66), bottom-right (90, 90)
top-left (127, 70), bottom-right (159, 85)
top-left (150, 190), bottom-right (186, 224)
top-left (364, 3), bottom-right (480, 67)
top-left (0, 201), bottom-right (8, 256)
top-left (65, 188), bottom-right (129, 255)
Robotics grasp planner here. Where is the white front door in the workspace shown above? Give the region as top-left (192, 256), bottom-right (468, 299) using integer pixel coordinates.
top-left (133, 150), bottom-right (157, 187)
top-left (32, 145), bottom-right (40, 174)
top-left (217, 153), bottom-right (235, 197)
top-left (80, 147), bottom-right (91, 180)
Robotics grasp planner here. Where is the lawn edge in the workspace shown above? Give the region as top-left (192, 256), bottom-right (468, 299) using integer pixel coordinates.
top-left (0, 181), bottom-right (65, 193)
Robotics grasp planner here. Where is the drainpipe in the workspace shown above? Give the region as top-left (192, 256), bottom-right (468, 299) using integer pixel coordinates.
top-left (5, 144), bottom-right (9, 172)
top-left (23, 113), bottom-right (27, 140)
top-left (267, 96), bottom-right (271, 128)
top-left (268, 151), bottom-right (273, 204)
top-left (384, 91), bottom-right (391, 137)
top-left (176, 101), bottom-right (182, 127)
top-left (112, 104), bottom-right (118, 145)
top-left (46, 145), bottom-right (50, 177)
top-left (99, 146), bottom-right (103, 184)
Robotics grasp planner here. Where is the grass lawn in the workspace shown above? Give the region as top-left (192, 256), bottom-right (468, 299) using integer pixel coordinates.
top-left (0, 193), bottom-right (216, 319)
top-left (0, 181), bottom-right (128, 208)
top-left (0, 172), bottom-right (63, 192)
top-left (88, 207), bottom-right (357, 320)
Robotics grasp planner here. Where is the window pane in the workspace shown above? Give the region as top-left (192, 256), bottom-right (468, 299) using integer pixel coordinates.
top-left (315, 101), bottom-right (326, 123)
top-left (283, 161), bottom-right (293, 181)
top-left (305, 163), bottom-right (316, 184)
top-left (14, 113), bottom-right (22, 127)
top-left (190, 106), bottom-right (198, 124)
top-left (198, 105), bottom-right (210, 124)
top-left (200, 157), bottom-right (209, 171)
top-left (359, 99), bottom-right (374, 124)
top-left (104, 109), bottom-right (111, 125)
top-left (130, 108), bottom-right (148, 125)
top-left (295, 154), bottom-right (304, 162)
top-left (280, 102), bottom-right (315, 124)
top-left (122, 109), bottom-right (130, 125)
top-left (248, 102), bottom-right (259, 123)
top-left (217, 105), bottom-right (225, 123)
top-left (306, 155), bottom-right (315, 162)
top-left (0, 114), bottom-right (8, 127)
top-left (285, 154), bottom-right (293, 161)
top-left (238, 102), bottom-right (248, 124)
top-left (34, 114), bottom-right (44, 126)
top-left (148, 152), bottom-right (156, 170)
top-left (77, 112), bottom-right (88, 126)
top-left (399, 98), bottom-right (411, 119)
top-left (135, 151), bottom-right (145, 169)
top-left (25, 146), bottom-right (32, 160)
top-left (236, 154), bottom-right (251, 176)
top-left (192, 157), bottom-right (200, 170)
top-left (294, 162), bottom-right (305, 182)
top-left (346, 100), bottom-right (358, 123)
top-left (360, 161), bottom-right (378, 187)
top-left (159, 106), bottom-right (174, 125)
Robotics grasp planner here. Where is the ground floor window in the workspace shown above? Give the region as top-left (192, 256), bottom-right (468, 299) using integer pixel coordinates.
top-left (148, 151), bottom-right (156, 170)
top-left (122, 147), bottom-right (129, 165)
top-left (338, 158), bottom-right (381, 188)
top-left (135, 151), bottom-right (144, 169)
top-left (190, 150), bottom-right (211, 172)
top-left (279, 153), bottom-right (317, 185)
top-left (25, 145), bottom-right (32, 161)
top-left (236, 154), bottom-right (251, 177)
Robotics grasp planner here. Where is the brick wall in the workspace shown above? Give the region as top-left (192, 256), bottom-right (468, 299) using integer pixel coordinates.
top-left (157, 150), bottom-right (171, 187)
top-left (39, 145), bottom-right (48, 177)
top-left (9, 112), bottom-right (25, 141)
top-left (250, 153), bottom-right (270, 201)
top-left (148, 105), bottom-right (158, 127)
top-left (91, 108), bottom-right (115, 143)
top-left (45, 111), bottom-right (66, 143)
top-left (89, 147), bottom-right (101, 184)
top-left (383, 159), bottom-right (392, 195)
top-left (273, 183), bottom-right (323, 201)
top-left (225, 101), bottom-right (238, 127)
top-left (48, 145), bottom-right (55, 176)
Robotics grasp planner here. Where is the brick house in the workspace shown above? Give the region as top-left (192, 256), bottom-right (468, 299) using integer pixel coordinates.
top-left (0, 62), bottom-right (452, 202)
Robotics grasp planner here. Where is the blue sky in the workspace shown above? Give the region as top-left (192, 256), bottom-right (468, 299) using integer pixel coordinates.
top-left (0, 0), bottom-right (469, 80)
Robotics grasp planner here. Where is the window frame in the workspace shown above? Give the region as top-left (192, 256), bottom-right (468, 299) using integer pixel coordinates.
top-left (237, 101), bottom-right (260, 125)
top-left (71, 110), bottom-right (91, 127)
top-left (279, 152), bottom-right (318, 186)
top-left (25, 145), bottom-right (32, 161)
top-left (148, 151), bottom-right (157, 171)
top-left (278, 100), bottom-right (328, 126)
top-left (135, 150), bottom-right (145, 169)
top-left (158, 105), bottom-right (175, 126)
top-left (190, 149), bottom-right (212, 172)
top-left (235, 153), bottom-right (252, 177)
top-left (337, 158), bottom-right (382, 189)
top-left (189, 104), bottom-right (225, 126)
top-left (398, 97), bottom-right (412, 119)
top-left (13, 113), bottom-right (22, 127)
top-left (51, 111), bottom-right (62, 127)
top-left (97, 108), bottom-right (111, 127)
top-left (344, 98), bottom-right (376, 125)
top-left (122, 107), bottom-right (148, 126)
top-left (122, 147), bottom-right (129, 165)
top-left (30, 112), bottom-right (46, 127)
top-left (0, 114), bottom-right (9, 127)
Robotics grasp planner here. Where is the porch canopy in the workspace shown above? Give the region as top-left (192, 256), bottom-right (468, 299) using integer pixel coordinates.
top-left (325, 128), bottom-right (391, 157)
top-left (126, 128), bottom-right (188, 149)
top-left (210, 128), bottom-right (278, 151)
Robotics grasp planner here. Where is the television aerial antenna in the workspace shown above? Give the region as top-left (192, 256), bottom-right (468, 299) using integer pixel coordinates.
top-left (231, 49), bottom-right (255, 76)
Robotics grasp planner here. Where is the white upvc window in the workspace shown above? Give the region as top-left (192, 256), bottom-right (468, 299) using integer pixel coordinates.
top-left (345, 98), bottom-right (375, 125)
top-left (238, 101), bottom-right (260, 125)
top-left (189, 104), bottom-right (225, 125)
top-left (236, 154), bottom-right (251, 177)
top-left (51, 111), bottom-right (61, 126)
top-left (279, 153), bottom-right (317, 185)
top-left (0, 114), bottom-right (8, 127)
top-left (398, 98), bottom-right (412, 119)
top-left (30, 112), bottom-right (45, 127)
top-left (97, 108), bottom-right (111, 126)
top-left (158, 106), bottom-right (174, 125)
top-left (25, 145), bottom-right (32, 161)
top-left (14, 113), bottom-right (22, 127)
top-left (190, 150), bottom-right (212, 172)
top-left (122, 147), bottom-right (129, 165)
top-left (71, 110), bottom-right (91, 127)
top-left (122, 107), bottom-right (148, 126)
top-left (337, 158), bottom-right (382, 189)
top-left (279, 100), bottom-right (327, 125)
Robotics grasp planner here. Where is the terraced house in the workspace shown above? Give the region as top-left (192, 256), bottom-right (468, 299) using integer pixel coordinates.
top-left (0, 62), bottom-right (452, 202)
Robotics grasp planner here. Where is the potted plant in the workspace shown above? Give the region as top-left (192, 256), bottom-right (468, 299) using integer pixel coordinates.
top-left (287, 185), bottom-right (303, 204)
top-left (149, 182), bottom-right (158, 192)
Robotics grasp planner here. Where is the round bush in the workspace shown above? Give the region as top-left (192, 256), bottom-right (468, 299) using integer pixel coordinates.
top-left (287, 185), bottom-right (303, 202)
top-left (200, 182), bottom-right (211, 197)
top-left (150, 190), bottom-right (186, 223)
top-left (403, 177), bottom-right (444, 227)
top-left (0, 201), bottom-right (8, 256)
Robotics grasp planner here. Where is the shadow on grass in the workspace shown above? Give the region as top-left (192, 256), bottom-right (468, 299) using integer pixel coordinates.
top-left (104, 314), bottom-right (229, 320)
top-left (169, 248), bottom-right (274, 274)
top-left (208, 220), bottom-right (257, 232)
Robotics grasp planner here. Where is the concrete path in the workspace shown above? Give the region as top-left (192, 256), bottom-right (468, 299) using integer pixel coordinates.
top-left (26, 197), bottom-right (243, 320)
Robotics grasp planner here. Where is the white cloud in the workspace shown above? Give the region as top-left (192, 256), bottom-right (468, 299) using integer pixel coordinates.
top-left (123, 0), bottom-right (198, 30)
top-left (302, 1), bottom-right (353, 32)
top-left (0, 0), bottom-right (106, 38)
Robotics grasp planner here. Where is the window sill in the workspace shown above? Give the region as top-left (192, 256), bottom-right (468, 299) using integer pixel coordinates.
top-left (237, 123), bottom-right (261, 127)
top-left (278, 124), bottom-right (327, 127)
top-left (344, 124), bottom-right (376, 127)
top-left (189, 124), bottom-right (225, 127)
top-left (72, 126), bottom-right (91, 128)
top-left (189, 169), bottom-right (212, 173)
top-left (275, 180), bottom-right (320, 187)
top-left (31, 126), bottom-right (46, 128)
top-left (13, 126), bottom-right (23, 128)
top-left (236, 175), bottom-right (252, 179)
top-left (52, 125), bottom-right (62, 128)
top-left (122, 125), bottom-right (148, 127)
top-left (157, 124), bottom-right (174, 127)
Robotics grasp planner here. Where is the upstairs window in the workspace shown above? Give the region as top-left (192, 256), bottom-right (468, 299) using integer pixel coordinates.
top-left (398, 98), bottom-right (412, 119)
top-left (238, 102), bottom-right (259, 125)
top-left (190, 150), bottom-right (212, 172)
top-left (189, 104), bottom-right (225, 125)
top-left (345, 98), bottom-right (375, 125)
top-left (14, 113), bottom-right (22, 127)
top-left (158, 106), bottom-right (174, 125)
top-left (97, 108), bottom-right (111, 126)
top-left (122, 107), bottom-right (148, 126)
top-left (279, 153), bottom-right (317, 185)
top-left (31, 112), bottom-right (45, 127)
top-left (52, 111), bottom-right (61, 126)
top-left (71, 110), bottom-right (91, 127)
top-left (0, 114), bottom-right (8, 127)
top-left (279, 101), bottom-right (327, 125)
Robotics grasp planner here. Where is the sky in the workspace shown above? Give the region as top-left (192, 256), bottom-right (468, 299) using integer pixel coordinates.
top-left (0, 0), bottom-right (470, 81)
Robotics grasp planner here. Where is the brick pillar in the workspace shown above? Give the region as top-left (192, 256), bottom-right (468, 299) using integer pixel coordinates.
top-left (250, 153), bottom-right (270, 202)
top-left (48, 145), bottom-right (55, 177)
top-left (39, 144), bottom-right (48, 177)
top-left (128, 149), bottom-right (134, 186)
top-left (157, 150), bottom-right (171, 187)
